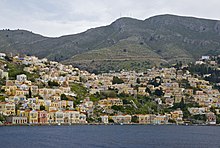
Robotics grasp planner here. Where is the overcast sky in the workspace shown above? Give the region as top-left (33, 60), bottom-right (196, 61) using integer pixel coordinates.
top-left (1, 0), bottom-right (220, 37)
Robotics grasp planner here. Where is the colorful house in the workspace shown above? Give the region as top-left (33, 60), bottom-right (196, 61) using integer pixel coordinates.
top-left (38, 110), bottom-right (48, 124)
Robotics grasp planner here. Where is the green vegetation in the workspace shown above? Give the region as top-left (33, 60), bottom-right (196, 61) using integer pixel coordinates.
top-left (108, 118), bottom-right (114, 123)
top-left (154, 88), bottom-right (164, 97)
top-left (216, 115), bottom-right (220, 124)
top-left (6, 62), bottom-right (39, 81)
top-left (111, 105), bottom-right (123, 111)
top-left (188, 63), bottom-right (213, 75)
top-left (136, 78), bottom-right (140, 84)
top-left (0, 95), bottom-right (5, 102)
top-left (112, 76), bottom-right (124, 84)
top-left (170, 98), bottom-right (200, 119)
top-left (40, 105), bottom-right (45, 111)
top-left (148, 76), bottom-right (162, 87)
top-left (89, 94), bottom-right (100, 102)
top-left (0, 78), bottom-right (6, 88)
top-left (0, 115), bottom-right (5, 122)
top-left (131, 115), bottom-right (138, 123)
top-left (101, 90), bottom-right (117, 98)
top-left (103, 92), bottom-right (161, 115)
top-left (2, 15), bottom-right (220, 72)
top-left (192, 114), bottom-right (207, 121)
top-left (48, 81), bottom-right (59, 87)
top-left (6, 63), bottom-right (25, 79)
top-left (70, 83), bottom-right (88, 105)
top-left (28, 88), bottom-right (32, 98)
top-left (61, 94), bottom-right (68, 100)
top-left (179, 79), bottom-right (191, 89)
top-left (168, 119), bottom-right (176, 123)
top-left (71, 83), bottom-right (88, 98)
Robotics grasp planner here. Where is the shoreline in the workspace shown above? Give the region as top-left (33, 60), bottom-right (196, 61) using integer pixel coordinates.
top-left (1, 123), bottom-right (219, 127)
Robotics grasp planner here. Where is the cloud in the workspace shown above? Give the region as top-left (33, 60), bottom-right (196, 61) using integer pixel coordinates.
top-left (0, 0), bottom-right (220, 37)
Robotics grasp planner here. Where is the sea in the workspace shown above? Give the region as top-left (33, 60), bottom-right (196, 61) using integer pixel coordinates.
top-left (0, 125), bottom-right (220, 148)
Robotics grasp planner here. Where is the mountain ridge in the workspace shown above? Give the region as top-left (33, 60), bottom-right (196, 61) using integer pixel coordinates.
top-left (1, 14), bottom-right (220, 72)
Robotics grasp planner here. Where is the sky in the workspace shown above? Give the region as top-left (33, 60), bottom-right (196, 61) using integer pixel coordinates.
top-left (1, 0), bottom-right (220, 37)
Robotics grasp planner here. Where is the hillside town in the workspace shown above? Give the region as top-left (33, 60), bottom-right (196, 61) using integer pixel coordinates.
top-left (0, 52), bottom-right (220, 125)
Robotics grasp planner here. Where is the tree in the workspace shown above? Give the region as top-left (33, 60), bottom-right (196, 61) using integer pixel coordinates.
top-left (136, 78), bottom-right (140, 84)
top-left (40, 105), bottom-right (45, 111)
top-left (111, 105), bottom-right (123, 111)
top-left (210, 106), bottom-right (217, 114)
top-left (61, 94), bottom-right (68, 100)
top-left (28, 87), bottom-right (32, 98)
top-left (0, 115), bottom-right (5, 122)
top-left (168, 119), bottom-right (176, 123)
top-left (100, 90), bottom-right (116, 98)
top-left (145, 87), bottom-right (151, 94)
top-left (48, 81), bottom-right (59, 87)
top-left (86, 117), bottom-right (95, 123)
top-left (122, 99), bottom-right (130, 104)
top-left (112, 76), bottom-right (124, 84)
top-left (174, 61), bottom-right (183, 70)
top-left (192, 114), bottom-right (207, 121)
top-left (0, 96), bottom-right (5, 102)
top-left (131, 115), bottom-right (138, 123)
top-left (97, 117), bottom-right (102, 123)
top-left (108, 118), bottom-right (114, 123)
top-left (79, 76), bottom-right (87, 83)
top-left (179, 97), bottom-right (185, 109)
top-left (149, 77), bottom-right (162, 87)
top-left (216, 115), bottom-right (220, 124)
top-left (154, 88), bottom-right (164, 96)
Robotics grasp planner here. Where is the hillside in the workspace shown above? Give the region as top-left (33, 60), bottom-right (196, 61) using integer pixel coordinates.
top-left (1, 14), bottom-right (220, 72)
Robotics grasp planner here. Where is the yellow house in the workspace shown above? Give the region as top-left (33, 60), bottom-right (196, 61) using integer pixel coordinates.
top-left (184, 89), bottom-right (193, 96)
top-left (61, 100), bottom-right (67, 108)
top-left (59, 87), bottom-right (71, 93)
top-left (17, 110), bottom-right (29, 117)
top-left (6, 80), bottom-right (14, 86)
top-left (38, 99), bottom-right (45, 106)
top-left (64, 110), bottom-right (80, 124)
top-left (49, 95), bottom-right (61, 101)
top-left (15, 89), bottom-right (29, 96)
top-left (138, 87), bottom-right (148, 96)
top-left (54, 89), bottom-right (62, 96)
top-left (30, 85), bottom-right (39, 96)
top-left (29, 110), bottom-right (38, 124)
top-left (51, 101), bottom-right (59, 109)
top-left (69, 76), bottom-right (80, 82)
top-left (98, 98), bottom-right (123, 108)
top-left (17, 110), bottom-right (35, 124)
top-left (136, 114), bottom-right (150, 124)
top-left (170, 109), bottom-right (183, 123)
top-left (0, 102), bottom-right (16, 116)
top-left (4, 85), bottom-right (17, 96)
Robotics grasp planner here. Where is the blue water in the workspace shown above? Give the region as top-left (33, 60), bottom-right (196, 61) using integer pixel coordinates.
top-left (0, 125), bottom-right (220, 148)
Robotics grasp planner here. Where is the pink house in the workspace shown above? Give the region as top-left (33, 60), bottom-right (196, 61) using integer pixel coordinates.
top-left (38, 110), bottom-right (48, 124)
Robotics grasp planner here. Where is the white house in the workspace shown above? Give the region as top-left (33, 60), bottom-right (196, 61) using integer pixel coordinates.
top-left (16, 74), bottom-right (27, 82)
top-left (0, 53), bottom-right (6, 59)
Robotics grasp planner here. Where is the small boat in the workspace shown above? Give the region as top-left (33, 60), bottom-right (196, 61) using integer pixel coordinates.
top-left (120, 123), bottom-right (123, 125)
